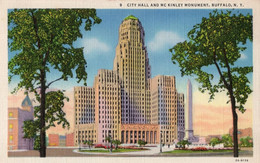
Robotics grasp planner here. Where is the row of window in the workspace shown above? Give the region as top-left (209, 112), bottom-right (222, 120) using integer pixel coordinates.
top-left (75, 90), bottom-right (94, 95)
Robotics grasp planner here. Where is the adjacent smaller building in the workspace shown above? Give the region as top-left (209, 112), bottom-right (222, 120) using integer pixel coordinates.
top-left (65, 133), bottom-right (74, 146)
top-left (121, 124), bottom-right (159, 144)
top-left (8, 95), bottom-right (34, 150)
top-left (48, 134), bottom-right (59, 146)
top-left (229, 127), bottom-right (253, 141)
top-left (177, 93), bottom-right (185, 141)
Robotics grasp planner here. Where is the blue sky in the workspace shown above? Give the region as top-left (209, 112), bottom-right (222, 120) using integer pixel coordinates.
top-left (8, 9), bottom-right (253, 96)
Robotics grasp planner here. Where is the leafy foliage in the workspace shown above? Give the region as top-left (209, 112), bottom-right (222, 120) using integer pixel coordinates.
top-left (177, 140), bottom-right (191, 149)
top-left (8, 9), bottom-right (102, 93)
top-left (240, 136), bottom-right (253, 147)
top-left (23, 90), bottom-right (69, 149)
top-left (112, 140), bottom-right (121, 149)
top-left (8, 9), bottom-right (101, 157)
top-left (105, 136), bottom-right (113, 152)
top-left (170, 9), bottom-right (252, 157)
top-left (33, 136), bottom-right (41, 150)
top-left (222, 134), bottom-right (233, 147)
top-left (170, 10), bottom-right (252, 112)
top-left (23, 120), bottom-right (39, 139)
top-left (209, 137), bottom-right (222, 148)
top-left (33, 90), bottom-right (70, 130)
top-left (137, 140), bottom-right (147, 147)
top-left (83, 140), bottom-right (94, 150)
top-left (105, 136), bottom-right (112, 143)
top-left (23, 120), bottom-right (40, 150)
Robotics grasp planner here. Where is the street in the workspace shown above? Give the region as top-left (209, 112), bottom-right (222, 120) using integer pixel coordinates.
top-left (8, 146), bottom-right (253, 157)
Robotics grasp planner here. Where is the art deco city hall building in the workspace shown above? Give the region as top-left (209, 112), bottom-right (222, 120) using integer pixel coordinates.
top-left (74, 15), bottom-right (185, 145)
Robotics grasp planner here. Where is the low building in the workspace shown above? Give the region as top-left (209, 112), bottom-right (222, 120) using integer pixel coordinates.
top-left (48, 134), bottom-right (59, 146)
top-left (59, 135), bottom-right (66, 146)
top-left (65, 133), bottom-right (74, 146)
top-left (191, 136), bottom-right (207, 146)
top-left (121, 124), bottom-right (159, 144)
top-left (8, 95), bottom-right (34, 150)
top-left (229, 127), bottom-right (253, 142)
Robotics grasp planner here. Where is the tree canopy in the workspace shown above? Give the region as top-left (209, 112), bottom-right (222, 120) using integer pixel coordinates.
top-left (170, 10), bottom-right (252, 157)
top-left (137, 140), bottom-right (147, 147)
top-left (222, 134), bottom-right (233, 147)
top-left (209, 137), bottom-right (222, 148)
top-left (177, 140), bottom-right (191, 149)
top-left (170, 10), bottom-right (252, 112)
top-left (8, 9), bottom-right (101, 157)
top-left (240, 136), bottom-right (253, 147)
top-left (9, 9), bottom-right (101, 92)
top-left (112, 140), bottom-right (121, 149)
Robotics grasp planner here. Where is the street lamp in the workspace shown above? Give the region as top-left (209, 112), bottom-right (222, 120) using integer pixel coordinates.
top-left (160, 131), bottom-right (162, 153)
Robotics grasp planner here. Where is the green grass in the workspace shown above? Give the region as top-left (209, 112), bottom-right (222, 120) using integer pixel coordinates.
top-left (164, 149), bottom-right (234, 154)
top-left (79, 148), bottom-right (145, 153)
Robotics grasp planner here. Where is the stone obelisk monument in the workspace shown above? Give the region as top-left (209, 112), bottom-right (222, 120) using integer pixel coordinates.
top-left (185, 79), bottom-right (198, 142)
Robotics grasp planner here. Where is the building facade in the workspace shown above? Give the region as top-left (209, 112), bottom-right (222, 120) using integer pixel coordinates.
top-left (150, 75), bottom-right (178, 144)
top-left (74, 15), bottom-right (185, 145)
top-left (8, 95), bottom-right (34, 150)
top-left (65, 133), bottom-right (74, 146)
top-left (48, 134), bottom-right (60, 146)
top-left (177, 93), bottom-right (185, 141)
top-left (229, 127), bottom-right (253, 142)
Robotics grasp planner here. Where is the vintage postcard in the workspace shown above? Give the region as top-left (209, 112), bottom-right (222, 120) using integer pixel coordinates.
top-left (1, 0), bottom-right (259, 163)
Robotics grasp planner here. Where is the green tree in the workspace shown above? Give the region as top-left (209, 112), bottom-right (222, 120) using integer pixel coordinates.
top-left (137, 140), bottom-right (147, 147)
top-left (222, 134), bottom-right (233, 147)
top-left (105, 136), bottom-right (113, 152)
top-left (240, 136), bottom-right (253, 147)
top-left (23, 90), bottom-right (69, 149)
top-left (112, 140), bottom-right (121, 150)
top-left (23, 120), bottom-right (38, 140)
top-left (209, 137), bottom-right (221, 148)
top-left (84, 140), bottom-right (93, 150)
top-left (105, 136), bottom-right (111, 143)
top-left (8, 9), bottom-right (101, 157)
top-left (33, 136), bottom-right (41, 150)
top-left (177, 140), bottom-right (191, 149)
top-left (23, 120), bottom-right (38, 150)
top-left (170, 10), bottom-right (252, 157)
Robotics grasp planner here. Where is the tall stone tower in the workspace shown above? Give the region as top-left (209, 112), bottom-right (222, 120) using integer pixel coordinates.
top-left (185, 79), bottom-right (198, 142)
top-left (73, 15), bottom-right (182, 145)
top-left (113, 15), bottom-right (151, 124)
top-left (187, 79), bottom-right (193, 133)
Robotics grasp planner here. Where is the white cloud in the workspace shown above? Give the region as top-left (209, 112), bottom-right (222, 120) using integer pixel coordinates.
top-left (240, 53), bottom-right (247, 60)
top-left (82, 38), bottom-right (110, 55)
top-left (147, 31), bottom-right (184, 52)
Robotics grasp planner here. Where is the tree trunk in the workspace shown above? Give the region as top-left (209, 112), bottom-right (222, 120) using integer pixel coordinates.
top-left (110, 141), bottom-right (112, 153)
top-left (40, 70), bottom-right (46, 157)
top-left (231, 95), bottom-right (239, 157)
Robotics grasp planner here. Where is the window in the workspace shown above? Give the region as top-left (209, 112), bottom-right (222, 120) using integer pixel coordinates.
top-left (9, 124), bottom-right (13, 132)
top-left (9, 112), bottom-right (13, 118)
top-left (9, 135), bottom-right (13, 143)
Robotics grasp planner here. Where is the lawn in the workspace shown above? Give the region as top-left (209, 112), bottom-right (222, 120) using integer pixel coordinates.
top-left (79, 148), bottom-right (146, 153)
top-left (164, 149), bottom-right (234, 154)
